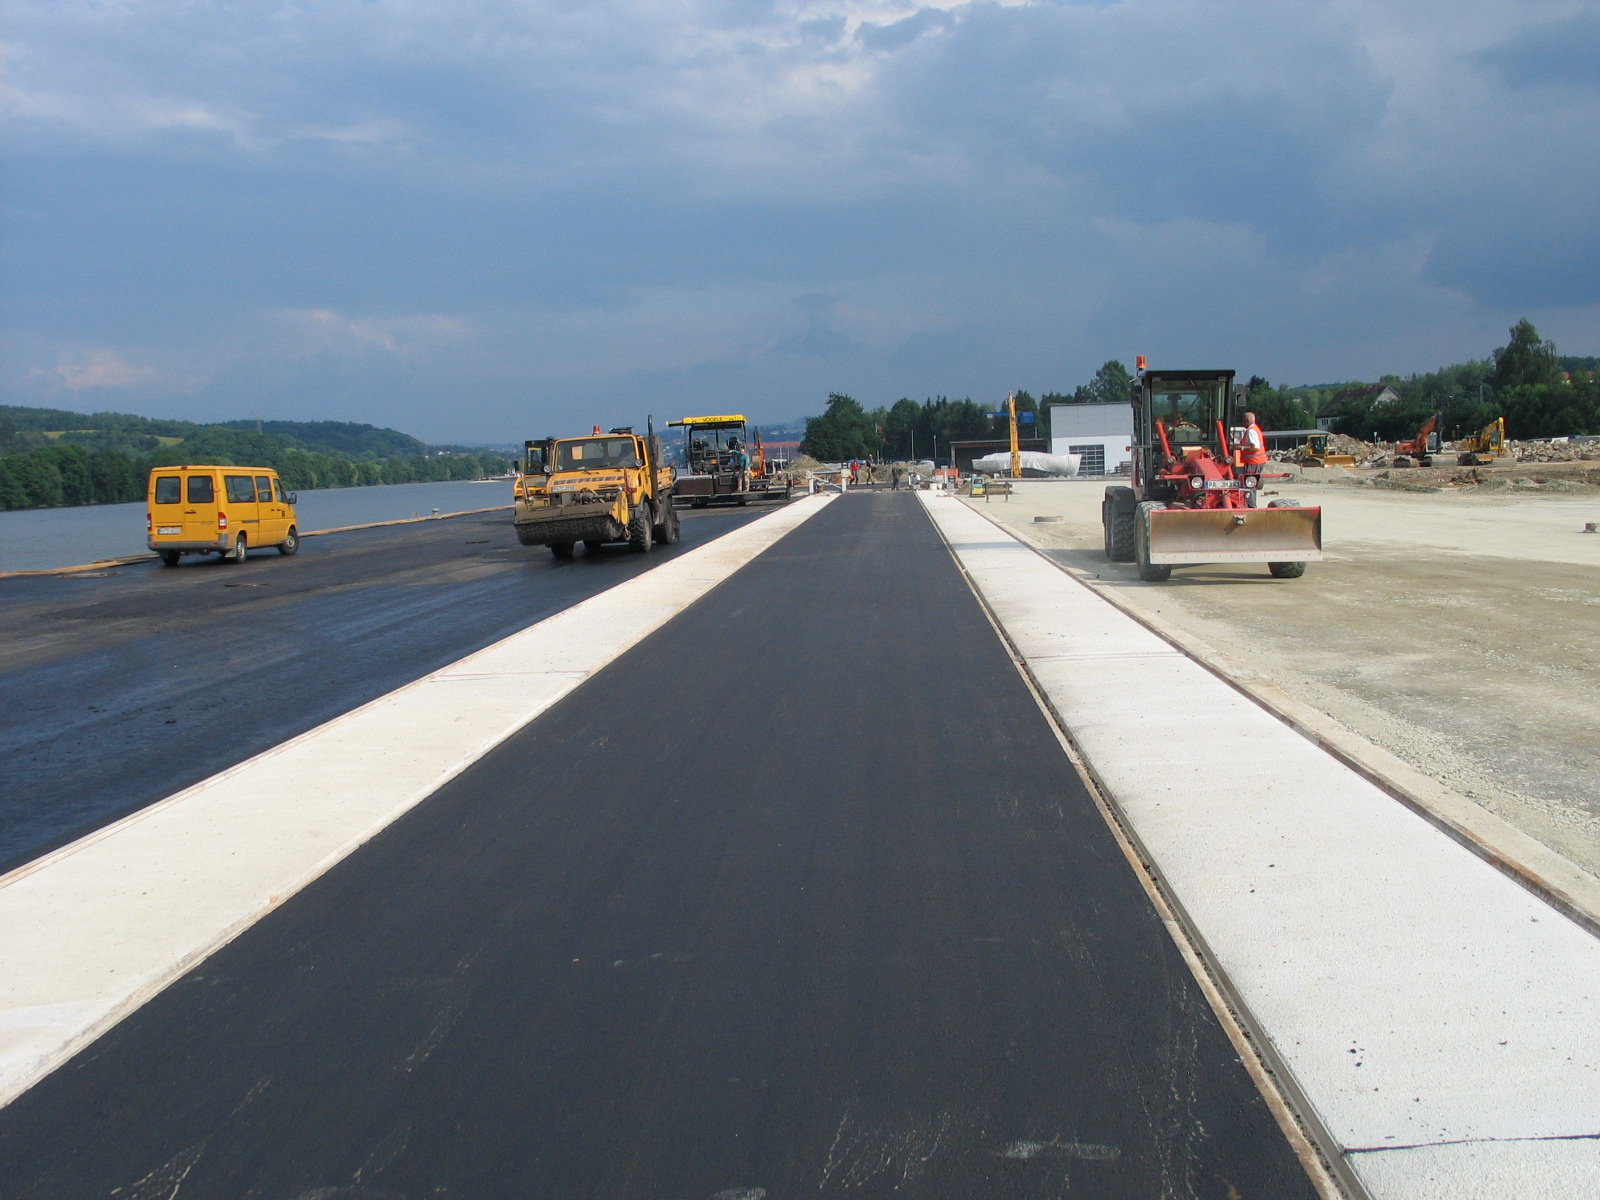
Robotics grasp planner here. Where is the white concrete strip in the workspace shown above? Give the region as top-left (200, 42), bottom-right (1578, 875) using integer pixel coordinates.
top-left (0, 495), bottom-right (833, 1111)
top-left (916, 489), bottom-right (1600, 1200)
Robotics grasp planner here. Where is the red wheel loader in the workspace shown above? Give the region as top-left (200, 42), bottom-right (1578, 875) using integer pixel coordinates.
top-left (1101, 365), bottom-right (1323, 582)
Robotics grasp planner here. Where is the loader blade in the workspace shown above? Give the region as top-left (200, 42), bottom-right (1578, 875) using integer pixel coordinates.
top-left (1147, 506), bottom-right (1323, 564)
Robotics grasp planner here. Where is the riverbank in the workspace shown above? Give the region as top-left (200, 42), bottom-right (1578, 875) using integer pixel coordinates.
top-left (0, 478), bottom-right (512, 574)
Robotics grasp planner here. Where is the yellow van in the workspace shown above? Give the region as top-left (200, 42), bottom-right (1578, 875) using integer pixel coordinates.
top-left (147, 465), bottom-right (300, 566)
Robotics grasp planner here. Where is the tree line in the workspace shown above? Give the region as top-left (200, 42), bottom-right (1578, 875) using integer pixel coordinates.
top-left (799, 319), bottom-right (1595, 459)
top-left (0, 412), bottom-right (511, 511)
top-left (1225, 320), bottom-right (1597, 442)
top-left (800, 361), bottom-right (1134, 461)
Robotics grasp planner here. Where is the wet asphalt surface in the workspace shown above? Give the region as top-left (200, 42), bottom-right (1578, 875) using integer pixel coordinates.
top-left (0, 505), bottom-right (764, 872)
top-left (0, 492), bottom-right (1314, 1198)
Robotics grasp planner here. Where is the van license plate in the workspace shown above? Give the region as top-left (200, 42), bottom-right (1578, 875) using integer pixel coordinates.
top-left (158, 526), bottom-right (182, 535)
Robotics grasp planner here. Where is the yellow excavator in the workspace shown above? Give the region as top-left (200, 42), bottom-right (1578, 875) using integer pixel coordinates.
top-left (1456, 417), bottom-right (1507, 466)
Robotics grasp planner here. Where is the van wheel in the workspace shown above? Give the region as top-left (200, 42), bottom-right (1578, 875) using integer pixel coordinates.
top-left (278, 527), bottom-right (299, 556)
top-left (159, 551), bottom-right (181, 567)
top-left (223, 535), bottom-right (247, 564)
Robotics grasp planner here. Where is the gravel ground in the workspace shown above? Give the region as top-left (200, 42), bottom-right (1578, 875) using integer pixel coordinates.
top-left (963, 478), bottom-right (1600, 880)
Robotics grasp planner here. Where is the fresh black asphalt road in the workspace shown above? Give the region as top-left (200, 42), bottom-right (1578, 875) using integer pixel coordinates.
top-left (0, 492), bottom-right (1316, 1198)
top-left (0, 504), bottom-right (763, 871)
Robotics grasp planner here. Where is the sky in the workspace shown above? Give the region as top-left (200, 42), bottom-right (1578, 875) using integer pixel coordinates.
top-left (2, 0), bottom-right (1597, 443)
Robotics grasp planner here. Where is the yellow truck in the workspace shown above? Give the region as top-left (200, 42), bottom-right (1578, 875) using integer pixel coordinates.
top-left (513, 424), bottom-right (678, 558)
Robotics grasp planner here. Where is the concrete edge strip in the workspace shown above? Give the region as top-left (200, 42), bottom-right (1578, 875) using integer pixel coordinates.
top-left (922, 491), bottom-right (1600, 1197)
top-left (955, 497), bottom-right (1600, 939)
top-left (914, 494), bottom-right (1361, 1200)
top-left (0, 506), bottom-right (512, 579)
top-left (0, 495), bottom-right (834, 1111)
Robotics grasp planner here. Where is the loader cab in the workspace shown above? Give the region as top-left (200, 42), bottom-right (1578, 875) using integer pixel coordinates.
top-left (1131, 369), bottom-right (1240, 499)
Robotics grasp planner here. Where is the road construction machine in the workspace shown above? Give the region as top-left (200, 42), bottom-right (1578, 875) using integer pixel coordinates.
top-left (1393, 415), bottom-right (1440, 467)
top-left (1456, 417), bottom-right (1507, 466)
top-left (668, 414), bottom-right (791, 506)
top-left (1295, 432), bottom-right (1358, 469)
top-left (513, 422), bottom-right (678, 558)
top-left (1101, 364), bottom-right (1323, 582)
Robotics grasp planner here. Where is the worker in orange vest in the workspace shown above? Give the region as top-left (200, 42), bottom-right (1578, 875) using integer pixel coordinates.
top-left (1238, 410), bottom-right (1269, 503)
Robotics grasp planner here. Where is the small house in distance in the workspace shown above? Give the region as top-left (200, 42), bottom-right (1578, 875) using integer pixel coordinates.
top-left (1316, 384), bottom-right (1398, 431)
top-left (1048, 402), bottom-right (1132, 475)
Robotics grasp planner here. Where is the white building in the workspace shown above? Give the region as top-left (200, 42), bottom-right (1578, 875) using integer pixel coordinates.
top-left (1049, 403), bottom-right (1132, 475)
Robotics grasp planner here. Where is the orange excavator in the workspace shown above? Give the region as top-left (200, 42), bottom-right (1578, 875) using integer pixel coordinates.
top-left (1393, 414), bottom-right (1440, 467)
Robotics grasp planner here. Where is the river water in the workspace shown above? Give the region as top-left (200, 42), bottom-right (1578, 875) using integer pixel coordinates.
top-left (0, 479), bottom-right (513, 573)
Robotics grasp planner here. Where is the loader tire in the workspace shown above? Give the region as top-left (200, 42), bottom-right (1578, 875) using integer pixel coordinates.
top-left (1266, 499), bottom-right (1308, 578)
top-left (628, 502), bottom-right (654, 553)
top-left (550, 542), bottom-right (574, 559)
top-left (1104, 486), bottom-right (1136, 562)
top-left (1134, 501), bottom-right (1171, 582)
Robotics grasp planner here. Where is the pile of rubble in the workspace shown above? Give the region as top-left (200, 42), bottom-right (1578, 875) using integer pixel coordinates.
top-left (1508, 439), bottom-right (1600, 463)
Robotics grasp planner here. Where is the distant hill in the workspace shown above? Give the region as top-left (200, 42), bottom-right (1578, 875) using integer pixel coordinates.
top-left (211, 419), bottom-right (426, 460)
top-left (0, 403), bottom-right (511, 511)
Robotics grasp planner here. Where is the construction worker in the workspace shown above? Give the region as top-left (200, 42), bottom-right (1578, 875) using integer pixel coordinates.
top-left (1239, 410), bottom-right (1269, 504)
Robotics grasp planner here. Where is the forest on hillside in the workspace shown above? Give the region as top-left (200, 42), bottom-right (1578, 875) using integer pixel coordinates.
top-left (800, 319), bottom-right (1597, 460)
top-left (0, 408), bottom-right (512, 511)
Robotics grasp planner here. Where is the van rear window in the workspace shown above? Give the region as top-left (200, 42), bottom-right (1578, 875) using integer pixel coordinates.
top-left (187, 476), bottom-right (215, 504)
top-left (225, 475), bottom-right (256, 503)
top-left (153, 477), bottom-right (181, 505)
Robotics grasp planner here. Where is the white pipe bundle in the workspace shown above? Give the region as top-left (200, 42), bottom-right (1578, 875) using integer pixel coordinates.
top-left (971, 451), bottom-right (1080, 477)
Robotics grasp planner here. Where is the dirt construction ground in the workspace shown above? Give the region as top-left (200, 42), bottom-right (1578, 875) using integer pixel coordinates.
top-left (964, 478), bottom-right (1600, 888)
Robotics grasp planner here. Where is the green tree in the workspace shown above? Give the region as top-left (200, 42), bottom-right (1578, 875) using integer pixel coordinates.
top-left (1088, 360), bottom-right (1132, 404)
top-left (1493, 319), bottom-right (1562, 394)
top-left (1243, 377), bottom-right (1311, 430)
top-left (801, 393), bottom-right (873, 460)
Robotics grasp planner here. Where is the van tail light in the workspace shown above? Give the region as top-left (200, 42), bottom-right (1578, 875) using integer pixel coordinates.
top-left (218, 511), bottom-right (229, 531)
top-left (146, 513), bottom-right (152, 533)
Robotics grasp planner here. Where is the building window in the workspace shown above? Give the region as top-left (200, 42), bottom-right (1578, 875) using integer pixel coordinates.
top-left (1070, 444), bottom-right (1106, 474)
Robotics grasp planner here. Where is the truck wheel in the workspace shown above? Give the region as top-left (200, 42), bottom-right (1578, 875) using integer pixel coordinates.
top-left (278, 526), bottom-right (299, 556)
top-left (1134, 501), bottom-right (1171, 582)
top-left (654, 500), bottom-right (680, 544)
top-left (550, 542), bottom-right (574, 559)
top-left (628, 503), bottom-right (653, 552)
top-left (159, 550), bottom-right (181, 567)
top-left (222, 534), bottom-right (247, 564)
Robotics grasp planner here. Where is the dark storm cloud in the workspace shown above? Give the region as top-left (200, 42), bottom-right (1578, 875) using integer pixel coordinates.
top-left (2, 1), bottom-right (1596, 441)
